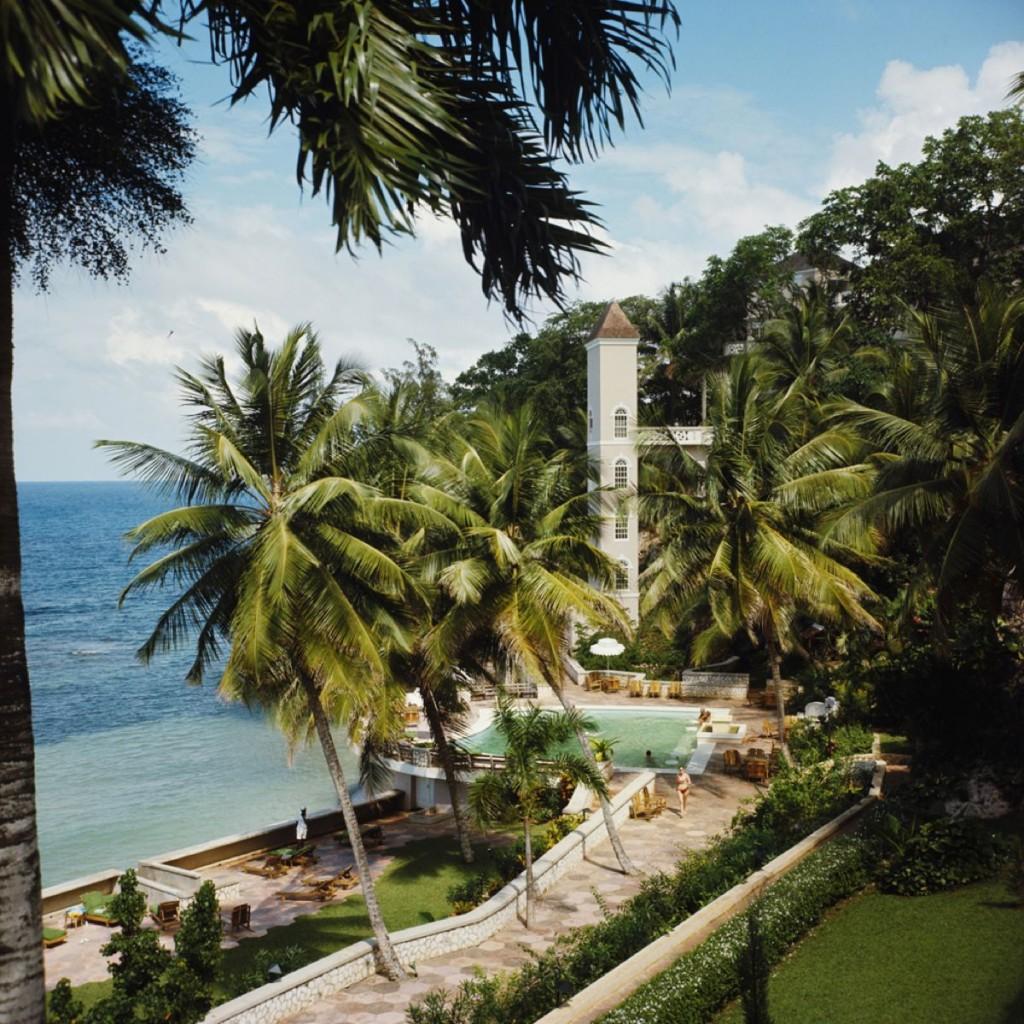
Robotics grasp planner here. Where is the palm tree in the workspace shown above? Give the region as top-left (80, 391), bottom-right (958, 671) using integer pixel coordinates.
top-left (641, 356), bottom-right (880, 750)
top-left (467, 696), bottom-right (607, 927)
top-left (98, 325), bottom-right (439, 979)
top-left (831, 283), bottom-right (1024, 624)
top-left (422, 404), bottom-right (638, 873)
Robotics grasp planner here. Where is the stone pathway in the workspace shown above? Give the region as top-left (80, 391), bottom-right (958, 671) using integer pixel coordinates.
top-left (285, 771), bottom-right (757, 1024)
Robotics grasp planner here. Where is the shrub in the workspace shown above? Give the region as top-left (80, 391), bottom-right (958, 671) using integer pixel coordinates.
top-left (600, 832), bottom-right (878, 1024)
top-left (544, 813), bottom-right (585, 846)
top-left (737, 906), bottom-right (773, 1024)
top-left (877, 816), bottom-right (1010, 895)
top-left (787, 720), bottom-right (874, 767)
top-left (448, 874), bottom-right (502, 914)
top-left (409, 773), bottom-right (866, 1024)
top-left (225, 945), bottom-right (312, 999)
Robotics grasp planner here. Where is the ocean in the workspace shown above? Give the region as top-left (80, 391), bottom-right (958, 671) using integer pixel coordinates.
top-left (21, 481), bottom-right (359, 887)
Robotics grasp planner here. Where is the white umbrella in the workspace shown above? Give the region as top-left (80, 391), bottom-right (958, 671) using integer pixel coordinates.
top-left (589, 636), bottom-right (625, 670)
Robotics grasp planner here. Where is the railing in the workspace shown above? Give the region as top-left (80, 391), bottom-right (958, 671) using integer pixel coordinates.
top-left (466, 678), bottom-right (538, 700)
top-left (638, 425), bottom-right (714, 448)
top-left (386, 741), bottom-right (553, 774)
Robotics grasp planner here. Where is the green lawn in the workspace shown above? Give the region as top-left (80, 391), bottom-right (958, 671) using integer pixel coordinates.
top-left (877, 732), bottom-right (913, 755)
top-left (718, 880), bottom-right (1024, 1024)
top-left (50, 833), bottom-right (507, 1014)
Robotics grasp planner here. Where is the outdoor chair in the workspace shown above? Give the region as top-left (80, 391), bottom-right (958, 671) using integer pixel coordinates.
top-left (403, 706), bottom-right (420, 726)
top-left (604, 677), bottom-right (621, 693)
top-left (150, 900), bottom-right (180, 932)
top-left (42, 928), bottom-right (67, 949)
top-left (667, 681), bottom-right (682, 700)
top-left (745, 759), bottom-right (769, 783)
top-left (722, 748), bottom-right (742, 774)
top-left (629, 680), bottom-right (644, 698)
top-left (761, 719), bottom-right (778, 739)
top-left (81, 890), bottom-right (120, 927)
top-left (228, 903), bottom-right (252, 931)
top-left (241, 857), bottom-right (288, 879)
top-left (643, 786), bottom-right (667, 815)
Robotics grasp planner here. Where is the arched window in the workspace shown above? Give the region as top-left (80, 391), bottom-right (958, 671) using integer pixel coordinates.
top-left (615, 512), bottom-right (628, 540)
top-left (615, 560), bottom-right (630, 591)
top-left (613, 406), bottom-right (628, 439)
top-left (613, 458), bottom-right (629, 489)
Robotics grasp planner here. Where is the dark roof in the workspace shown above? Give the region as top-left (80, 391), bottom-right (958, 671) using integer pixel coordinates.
top-left (589, 301), bottom-right (640, 340)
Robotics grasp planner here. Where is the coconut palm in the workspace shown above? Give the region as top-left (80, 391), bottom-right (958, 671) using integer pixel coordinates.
top-left (97, 325), bottom-right (441, 979)
top-left (467, 696), bottom-right (607, 927)
top-left (421, 404), bottom-right (638, 873)
top-left (831, 283), bottom-right (1024, 623)
top-left (641, 356), bottom-right (880, 750)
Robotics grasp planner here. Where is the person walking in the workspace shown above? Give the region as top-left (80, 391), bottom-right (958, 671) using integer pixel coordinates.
top-left (295, 807), bottom-right (308, 842)
top-left (675, 766), bottom-right (692, 816)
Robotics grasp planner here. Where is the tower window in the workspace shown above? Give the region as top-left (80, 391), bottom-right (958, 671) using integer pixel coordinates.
top-left (615, 513), bottom-right (628, 540)
top-left (613, 407), bottom-right (628, 439)
top-left (613, 458), bottom-right (629, 489)
top-left (615, 560), bottom-right (630, 591)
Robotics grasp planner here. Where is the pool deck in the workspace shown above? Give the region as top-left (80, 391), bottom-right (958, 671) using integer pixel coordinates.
top-left (43, 688), bottom-right (778, 1010)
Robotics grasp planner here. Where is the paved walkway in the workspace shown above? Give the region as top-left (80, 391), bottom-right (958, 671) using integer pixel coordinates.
top-left (284, 770), bottom-right (757, 1024)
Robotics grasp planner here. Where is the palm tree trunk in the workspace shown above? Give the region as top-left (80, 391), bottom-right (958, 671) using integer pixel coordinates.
top-left (765, 634), bottom-right (791, 762)
top-left (418, 681), bottom-right (474, 864)
top-left (552, 683), bottom-right (635, 874)
top-left (298, 672), bottom-right (406, 980)
top-left (0, 102), bottom-right (46, 1024)
top-left (522, 816), bottom-right (534, 928)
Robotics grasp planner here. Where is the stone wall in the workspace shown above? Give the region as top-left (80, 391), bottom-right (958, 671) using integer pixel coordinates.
top-left (679, 671), bottom-right (749, 700)
top-left (202, 772), bottom-right (656, 1024)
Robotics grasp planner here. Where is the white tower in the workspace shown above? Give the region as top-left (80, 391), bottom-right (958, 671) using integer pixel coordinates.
top-left (586, 302), bottom-right (640, 622)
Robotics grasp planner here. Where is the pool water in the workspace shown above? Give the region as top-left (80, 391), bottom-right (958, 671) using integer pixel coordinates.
top-left (461, 709), bottom-right (699, 771)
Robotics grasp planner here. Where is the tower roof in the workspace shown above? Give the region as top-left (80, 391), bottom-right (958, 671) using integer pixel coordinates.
top-left (589, 301), bottom-right (640, 341)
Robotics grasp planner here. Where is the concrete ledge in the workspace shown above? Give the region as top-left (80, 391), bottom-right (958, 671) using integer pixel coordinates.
top-left (203, 772), bottom-right (655, 1024)
top-left (42, 869), bottom-right (120, 917)
top-left (535, 761), bottom-right (886, 1024)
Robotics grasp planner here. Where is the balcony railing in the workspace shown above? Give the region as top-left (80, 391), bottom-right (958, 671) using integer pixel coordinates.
top-left (638, 425), bottom-right (714, 448)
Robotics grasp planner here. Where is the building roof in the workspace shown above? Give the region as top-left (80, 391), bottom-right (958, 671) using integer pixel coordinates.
top-left (589, 301), bottom-right (640, 340)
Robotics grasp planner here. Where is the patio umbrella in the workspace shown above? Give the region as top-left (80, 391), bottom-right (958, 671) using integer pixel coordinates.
top-left (589, 636), bottom-right (625, 670)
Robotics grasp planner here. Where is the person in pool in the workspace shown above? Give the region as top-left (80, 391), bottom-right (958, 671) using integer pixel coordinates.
top-left (676, 765), bottom-right (692, 815)
top-left (697, 708), bottom-right (711, 728)
top-left (644, 749), bottom-right (654, 764)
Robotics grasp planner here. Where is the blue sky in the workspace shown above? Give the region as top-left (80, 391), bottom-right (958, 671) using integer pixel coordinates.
top-left (14, 1), bottom-right (1024, 480)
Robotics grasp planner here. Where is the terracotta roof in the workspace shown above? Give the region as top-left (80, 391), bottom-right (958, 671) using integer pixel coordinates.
top-left (589, 301), bottom-right (640, 340)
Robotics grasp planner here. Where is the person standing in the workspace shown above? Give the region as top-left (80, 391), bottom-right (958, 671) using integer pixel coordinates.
top-left (675, 766), bottom-right (692, 816)
top-left (295, 807), bottom-right (308, 842)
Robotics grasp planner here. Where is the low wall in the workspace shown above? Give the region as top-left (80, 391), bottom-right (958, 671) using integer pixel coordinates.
top-left (203, 772), bottom-right (656, 1024)
top-left (679, 671), bottom-right (749, 700)
top-left (536, 762), bottom-right (887, 1024)
top-left (41, 869), bottom-right (120, 917)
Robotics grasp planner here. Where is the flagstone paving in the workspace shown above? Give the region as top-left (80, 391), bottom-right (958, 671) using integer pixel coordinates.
top-left (284, 769), bottom-right (758, 1023)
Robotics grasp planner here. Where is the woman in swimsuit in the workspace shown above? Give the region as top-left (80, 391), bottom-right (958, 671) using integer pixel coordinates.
top-left (676, 766), bottom-right (692, 815)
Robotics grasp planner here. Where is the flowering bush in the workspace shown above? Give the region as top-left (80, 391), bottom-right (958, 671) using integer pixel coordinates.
top-left (599, 831), bottom-right (878, 1024)
top-left (411, 770), bottom-right (865, 1024)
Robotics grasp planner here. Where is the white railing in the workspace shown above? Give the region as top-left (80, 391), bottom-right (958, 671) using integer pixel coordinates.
top-left (638, 426), bottom-right (714, 448)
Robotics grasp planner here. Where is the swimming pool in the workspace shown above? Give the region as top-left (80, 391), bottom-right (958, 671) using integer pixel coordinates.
top-left (461, 708), bottom-right (700, 771)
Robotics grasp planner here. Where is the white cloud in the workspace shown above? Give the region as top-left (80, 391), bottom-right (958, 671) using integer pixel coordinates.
top-left (105, 309), bottom-right (185, 366)
top-left (823, 41), bottom-right (1024, 191)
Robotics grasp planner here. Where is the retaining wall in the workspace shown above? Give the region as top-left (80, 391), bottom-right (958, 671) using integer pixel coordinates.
top-left (202, 772), bottom-right (656, 1024)
top-left (535, 761), bottom-right (887, 1024)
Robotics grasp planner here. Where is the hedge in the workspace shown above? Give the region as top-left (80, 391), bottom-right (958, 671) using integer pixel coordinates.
top-left (406, 765), bottom-right (866, 1024)
top-left (599, 827), bottom-right (879, 1024)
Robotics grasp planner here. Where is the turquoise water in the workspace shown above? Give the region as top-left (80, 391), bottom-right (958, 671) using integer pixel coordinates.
top-left (462, 710), bottom-right (698, 770)
top-left (23, 482), bottom-right (358, 886)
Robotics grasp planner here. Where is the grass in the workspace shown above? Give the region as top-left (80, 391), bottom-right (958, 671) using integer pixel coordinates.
top-left (878, 732), bottom-right (913, 755)
top-left (717, 879), bottom-right (1024, 1024)
top-left (50, 832), bottom-right (515, 1013)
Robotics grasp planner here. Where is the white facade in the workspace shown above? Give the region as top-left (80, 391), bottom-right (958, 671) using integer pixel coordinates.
top-left (586, 303), bottom-right (641, 622)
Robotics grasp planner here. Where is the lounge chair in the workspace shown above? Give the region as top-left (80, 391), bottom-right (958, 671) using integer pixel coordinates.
top-left (150, 900), bottom-right (180, 932)
top-left (722, 748), bottom-right (743, 774)
top-left (227, 903), bottom-right (252, 931)
top-left (241, 858), bottom-right (288, 879)
top-left (604, 676), bottom-right (621, 693)
top-left (745, 759), bottom-right (769, 783)
top-left (629, 680), bottom-right (644, 698)
top-left (43, 927), bottom-right (67, 949)
top-left (643, 786), bottom-right (667, 815)
top-left (81, 890), bottom-right (120, 926)
top-left (630, 786), bottom-right (666, 820)
top-left (268, 844), bottom-right (317, 866)
top-left (667, 681), bottom-right (682, 700)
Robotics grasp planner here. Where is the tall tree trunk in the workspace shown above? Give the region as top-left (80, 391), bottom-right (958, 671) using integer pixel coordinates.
top-left (552, 682), bottom-right (635, 875)
top-left (0, 103), bottom-right (46, 1024)
top-left (765, 633), bottom-right (791, 762)
top-left (418, 681), bottom-right (474, 864)
top-left (299, 673), bottom-right (406, 980)
top-left (522, 816), bottom-right (534, 928)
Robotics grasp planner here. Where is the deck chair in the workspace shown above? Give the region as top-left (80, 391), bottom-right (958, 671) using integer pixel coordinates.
top-left (278, 884), bottom-right (331, 902)
top-left (667, 681), bottom-right (682, 700)
top-left (228, 903), bottom-right (252, 931)
top-left (745, 759), bottom-right (769, 783)
top-left (150, 901), bottom-right (180, 932)
top-left (629, 792), bottom-right (648, 819)
top-left (42, 927), bottom-right (67, 949)
top-left (81, 890), bottom-right (120, 926)
top-left (628, 680), bottom-right (643, 698)
top-left (241, 857), bottom-right (287, 879)
top-left (722, 748), bottom-right (743, 774)
top-left (642, 786), bottom-right (667, 816)
top-left (604, 676), bottom-right (621, 693)
top-left (403, 706), bottom-right (420, 726)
